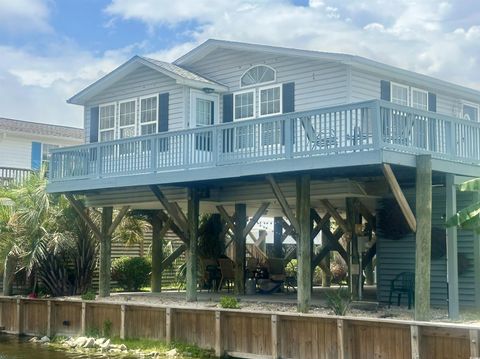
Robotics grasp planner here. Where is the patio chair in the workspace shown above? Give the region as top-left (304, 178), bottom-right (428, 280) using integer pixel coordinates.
top-left (388, 272), bottom-right (415, 309)
top-left (300, 117), bottom-right (338, 150)
top-left (218, 258), bottom-right (235, 292)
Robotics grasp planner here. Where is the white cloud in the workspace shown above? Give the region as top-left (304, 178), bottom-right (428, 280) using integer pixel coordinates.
top-left (105, 0), bottom-right (480, 91)
top-left (0, 0), bottom-right (51, 32)
top-left (0, 44), bottom-right (136, 127)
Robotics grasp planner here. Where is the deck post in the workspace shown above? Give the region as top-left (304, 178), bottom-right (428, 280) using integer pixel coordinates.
top-left (415, 155), bottom-right (432, 321)
top-left (410, 325), bottom-right (421, 359)
top-left (234, 203), bottom-right (247, 295)
top-left (215, 311), bottom-right (222, 357)
top-left (186, 187), bottom-right (199, 302)
top-left (99, 207), bottom-right (113, 297)
top-left (46, 300), bottom-right (52, 337)
top-left (151, 213), bottom-right (168, 293)
top-left (470, 329), bottom-right (480, 358)
top-left (296, 174), bottom-right (311, 312)
top-left (446, 174), bottom-right (459, 319)
top-left (271, 314), bottom-right (279, 359)
top-left (16, 299), bottom-right (22, 335)
top-left (81, 302), bottom-right (86, 335)
top-left (166, 307), bottom-right (172, 343)
top-left (273, 217), bottom-right (283, 258)
top-left (120, 304), bottom-right (126, 339)
top-left (346, 198), bottom-right (360, 300)
top-left (336, 319), bottom-right (346, 359)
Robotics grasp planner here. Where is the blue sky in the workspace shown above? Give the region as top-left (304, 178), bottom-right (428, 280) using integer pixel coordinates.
top-left (0, 0), bottom-right (479, 128)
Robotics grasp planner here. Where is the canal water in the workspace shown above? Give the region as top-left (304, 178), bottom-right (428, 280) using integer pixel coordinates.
top-left (0, 334), bottom-right (127, 358)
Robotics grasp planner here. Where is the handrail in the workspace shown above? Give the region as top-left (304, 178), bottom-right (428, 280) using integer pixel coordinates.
top-left (49, 100), bottom-right (480, 183)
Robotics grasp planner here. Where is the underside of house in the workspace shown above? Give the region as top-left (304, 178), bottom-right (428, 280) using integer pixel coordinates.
top-left (46, 39), bottom-right (480, 316)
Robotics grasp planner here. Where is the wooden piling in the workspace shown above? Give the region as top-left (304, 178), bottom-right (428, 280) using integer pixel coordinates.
top-left (186, 188), bottom-right (199, 302)
top-left (296, 174), bottom-right (311, 313)
top-left (415, 155), bottom-right (432, 321)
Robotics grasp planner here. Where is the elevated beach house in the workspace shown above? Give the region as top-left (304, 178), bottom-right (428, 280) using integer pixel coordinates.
top-left (47, 40), bottom-right (480, 316)
top-left (0, 117), bottom-right (83, 186)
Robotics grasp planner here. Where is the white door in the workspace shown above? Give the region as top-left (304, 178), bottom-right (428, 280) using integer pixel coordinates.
top-left (190, 90), bottom-right (219, 160)
top-left (190, 90), bottom-right (219, 128)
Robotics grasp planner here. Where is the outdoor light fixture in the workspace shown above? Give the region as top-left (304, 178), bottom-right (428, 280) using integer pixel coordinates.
top-left (202, 87), bottom-right (215, 94)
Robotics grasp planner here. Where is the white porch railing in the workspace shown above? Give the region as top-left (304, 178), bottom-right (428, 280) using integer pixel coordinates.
top-left (49, 100), bottom-right (480, 182)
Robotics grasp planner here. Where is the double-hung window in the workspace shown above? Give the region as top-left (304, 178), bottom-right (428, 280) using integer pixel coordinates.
top-left (234, 90), bottom-right (255, 120)
top-left (411, 88), bottom-right (428, 111)
top-left (140, 96), bottom-right (158, 135)
top-left (119, 99), bottom-right (136, 139)
top-left (99, 103), bottom-right (116, 142)
top-left (259, 85), bottom-right (282, 117)
top-left (391, 83), bottom-right (409, 106)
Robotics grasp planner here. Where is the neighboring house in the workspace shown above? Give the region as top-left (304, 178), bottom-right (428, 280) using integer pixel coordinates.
top-left (47, 40), bottom-right (480, 312)
top-left (0, 117), bottom-right (83, 184)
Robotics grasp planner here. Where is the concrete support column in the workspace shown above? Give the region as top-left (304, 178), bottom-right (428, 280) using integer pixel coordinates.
top-left (99, 207), bottom-right (113, 297)
top-left (273, 217), bottom-right (283, 258)
top-left (296, 174), bottom-right (311, 313)
top-left (151, 214), bottom-right (164, 293)
top-left (186, 187), bottom-right (199, 302)
top-left (446, 174), bottom-right (459, 319)
top-left (234, 203), bottom-right (247, 295)
top-left (415, 155), bottom-right (432, 321)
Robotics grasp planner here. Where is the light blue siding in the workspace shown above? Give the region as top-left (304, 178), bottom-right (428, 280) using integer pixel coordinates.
top-left (377, 187), bottom-right (478, 308)
top-left (84, 66), bottom-right (186, 143)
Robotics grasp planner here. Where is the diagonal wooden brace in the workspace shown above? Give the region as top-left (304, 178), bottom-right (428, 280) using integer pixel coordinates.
top-left (65, 194), bottom-right (102, 241)
top-left (266, 175), bottom-right (300, 233)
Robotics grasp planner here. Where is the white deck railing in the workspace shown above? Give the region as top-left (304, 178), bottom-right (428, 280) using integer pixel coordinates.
top-left (49, 100), bottom-right (480, 182)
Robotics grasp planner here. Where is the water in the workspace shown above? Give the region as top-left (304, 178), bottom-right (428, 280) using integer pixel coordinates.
top-left (0, 335), bottom-right (110, 358)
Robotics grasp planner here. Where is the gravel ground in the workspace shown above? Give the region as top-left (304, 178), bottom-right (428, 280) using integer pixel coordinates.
top-left (56, 290), bottom-right (479, 324)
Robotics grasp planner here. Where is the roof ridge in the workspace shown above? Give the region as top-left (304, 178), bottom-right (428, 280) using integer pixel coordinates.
top-left (0, 117), bottom-right (83, 130)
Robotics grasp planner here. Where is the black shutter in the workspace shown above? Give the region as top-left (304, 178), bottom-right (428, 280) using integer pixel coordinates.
top-left (210, 101), bottom-right (215, 124)
top-left (282, 82), bottom-right (295, 145)
top-left (222, 94), bottom-right (234, 152)
top-left (158, 93), bottom-right (169, 132)
top-left (428, 92), bottom-right (437, 112)
top-left (89, 106), bottom-right (99, 143)
top-left (380, 80), bottom-right (391, 101)
top-left (222, 94), bottom-right (233, 123)
top-left (282, 82), bottom-right (295, 113)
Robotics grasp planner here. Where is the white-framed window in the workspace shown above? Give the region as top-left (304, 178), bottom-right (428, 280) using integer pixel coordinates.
top-left (391, 82), bottom-right (409, 106)
top-left (99, 103), bottom-right (116, 142)
top-left (462, 101), bottom-right (479, 122)
top-left (259, 85), bottom-right (282, 117)
top-left (234, 90), bottom-right (255, 120)
top-left (240, 65), bottom-right (276, 88)
top-left (42, 143), bottom-right (59, 165)
top-left (140, 95), bottom-right (158, 135)
top-left (411, 88), bottom-right (428, 111)
top-left (118, 99), bottom-right (136, 139)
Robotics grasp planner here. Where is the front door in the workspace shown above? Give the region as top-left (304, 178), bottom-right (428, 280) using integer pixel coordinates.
top-left (190, 90), bottom-right (219, 154)
top-left (190, 90), bottom-right (219, 128)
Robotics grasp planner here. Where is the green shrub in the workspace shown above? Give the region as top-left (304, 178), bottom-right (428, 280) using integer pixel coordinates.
top-left (326, 286), bottom-right (351, 316)
top-left (111, 256), bottom-right (151, 291)
top-left (81, 291), bottom-right (96, 301)
top-left (219, 296), bottom-right (239, 309)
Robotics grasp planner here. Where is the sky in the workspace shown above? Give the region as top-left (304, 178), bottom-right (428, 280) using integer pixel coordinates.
top-left (0, 0), bottom-right (479, 128)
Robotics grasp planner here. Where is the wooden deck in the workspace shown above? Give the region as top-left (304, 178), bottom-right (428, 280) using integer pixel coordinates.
top-left (1, 296), bottom-right (479, 358)
top-left (47, 100), bottom-right (480, 193)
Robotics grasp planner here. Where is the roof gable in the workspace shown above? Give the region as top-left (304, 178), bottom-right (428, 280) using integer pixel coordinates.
top-left (68, 56), bottom-right (227, 105)
top-left (175, 39), bottom-right (480, 100)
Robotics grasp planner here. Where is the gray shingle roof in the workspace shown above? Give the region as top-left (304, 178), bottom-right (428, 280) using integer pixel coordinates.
top-left (0, 117), bottom-right (84, 140)
top-left (141, 56), bottom-right (220, 86)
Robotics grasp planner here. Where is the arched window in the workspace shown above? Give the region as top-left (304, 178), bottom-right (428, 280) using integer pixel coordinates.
top-left (240, 65), bottom-right (276, 87)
